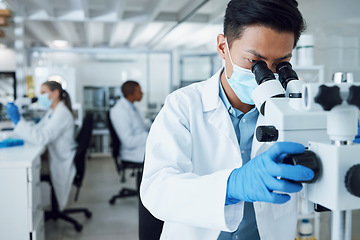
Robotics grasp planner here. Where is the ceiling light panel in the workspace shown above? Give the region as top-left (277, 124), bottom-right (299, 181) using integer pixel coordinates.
top-left (87, 22), bottom-right (105, 47)
top-left (54, 21), bottom-right (81, 45)
top-left (130, 22), bottom-right (164, 47)
top-left (25, 21), bottom-right (62, 46)
top-left (109, 22), bottom-right (135, 47)
top-left (185, 24), bottom-right (222, 49)
top-left (157, 23), bottom-right (200, 49)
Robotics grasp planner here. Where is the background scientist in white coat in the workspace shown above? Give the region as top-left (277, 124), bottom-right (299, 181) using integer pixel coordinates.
top-left (6, 81), bottom-right (77, 211)
top-left (140, 0), bottom-right (315, 239)
top-left (110, 80), bottom-right (151, 163)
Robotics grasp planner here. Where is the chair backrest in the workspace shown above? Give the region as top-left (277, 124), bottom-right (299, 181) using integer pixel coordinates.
top-left (73, 113), bottom-right (94, 190)
top-left (107, 111), bottom-right (122, 173)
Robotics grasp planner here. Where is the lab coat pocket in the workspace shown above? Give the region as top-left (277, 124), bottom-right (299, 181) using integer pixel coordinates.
top-left (271, 194), bottom-right (296, 220)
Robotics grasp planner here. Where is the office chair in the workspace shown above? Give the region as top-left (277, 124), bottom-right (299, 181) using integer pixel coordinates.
top-left (41, 113), bottom-right (94, 232)
top-left (106, 111), bottom-right (143, 205)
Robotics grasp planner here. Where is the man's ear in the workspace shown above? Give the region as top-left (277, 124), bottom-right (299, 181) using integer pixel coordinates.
top-left (217, 34), bottom-right (226, 60)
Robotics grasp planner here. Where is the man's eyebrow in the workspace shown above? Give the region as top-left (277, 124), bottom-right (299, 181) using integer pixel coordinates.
top-left (247, 50), bottom-right (267, 60)
top-left (246, 50), bottom-right (292, 61)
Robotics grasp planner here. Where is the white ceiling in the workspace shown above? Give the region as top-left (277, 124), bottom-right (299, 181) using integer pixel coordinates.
top-left (1, 0), bottom-right (227, 50)
top-left (2, 0), bottom-right (360, 51)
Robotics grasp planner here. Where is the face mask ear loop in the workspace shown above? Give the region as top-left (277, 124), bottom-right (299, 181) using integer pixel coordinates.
top-left (225, 38), bottom-right (236, 67)
top-left (224, 37), bottom-right (235, 81)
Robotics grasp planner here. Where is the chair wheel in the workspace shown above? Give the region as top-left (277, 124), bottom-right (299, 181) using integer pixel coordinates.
top-left (74, 224), bottom-right (83, 232)
top-left (85, 211), bottom-right (92, 218)
top-left (109, 198), bottom-right (115, 205)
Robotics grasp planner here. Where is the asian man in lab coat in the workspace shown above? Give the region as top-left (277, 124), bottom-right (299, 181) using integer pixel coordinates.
top-left (140, 0), bottom-right (315, 239)
top-left (110, 80), bottom-right (151, 163)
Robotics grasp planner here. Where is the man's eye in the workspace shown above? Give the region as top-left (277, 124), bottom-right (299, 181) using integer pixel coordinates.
top-left (248, 59), bottom-right (256, 63)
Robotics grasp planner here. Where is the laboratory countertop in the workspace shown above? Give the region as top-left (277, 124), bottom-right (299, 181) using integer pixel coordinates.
top-left (0, 143), bottom-right (45, 168)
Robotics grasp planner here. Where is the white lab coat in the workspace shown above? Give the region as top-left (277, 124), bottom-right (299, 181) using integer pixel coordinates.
top-left (110, 98), bottom-right (151, 162)
top-left (14, 101), bottom-right (76, 211)
top-left (140, 69), bottom-right (298, 240)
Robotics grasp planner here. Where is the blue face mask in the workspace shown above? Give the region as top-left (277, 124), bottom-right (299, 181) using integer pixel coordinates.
top-left (224, 39), bottom-right (258, 105)
top-left (38, 93), bottom-right (53, 109)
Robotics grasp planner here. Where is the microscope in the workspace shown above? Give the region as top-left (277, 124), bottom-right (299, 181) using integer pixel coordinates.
top-left (251, 61), bottom-right (360, 240)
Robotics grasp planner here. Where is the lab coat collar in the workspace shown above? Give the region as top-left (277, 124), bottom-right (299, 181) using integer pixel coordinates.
top-left (123, 98), bottom-right (136, 110)
top-left (47, 101), bottom-right (65, 119)
top-left (202, 68), bottom-right (223, 112)
top-left (116, 97), bottom-right (132, 112)
top-left (202, 68), bottom-right (241, 152)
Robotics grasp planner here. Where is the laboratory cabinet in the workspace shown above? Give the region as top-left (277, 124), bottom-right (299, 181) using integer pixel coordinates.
top-left (0, 144), bottom-right (45, 240)
top-left (83, 86), bottom-right (120, 154)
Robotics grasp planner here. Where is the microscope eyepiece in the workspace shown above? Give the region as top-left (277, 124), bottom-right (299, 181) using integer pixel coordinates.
top-left (251, 61), bottom-right (275, 85)
top-left (276, 62), bottom-right (299, 89)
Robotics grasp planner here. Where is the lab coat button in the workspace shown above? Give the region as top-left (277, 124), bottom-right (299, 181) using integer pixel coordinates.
top-left (241, 150), bottom-right (245, 154)
top-left (235, 235), bottom-right (239, 239)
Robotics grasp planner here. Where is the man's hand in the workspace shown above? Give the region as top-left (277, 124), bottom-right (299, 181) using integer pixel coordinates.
top-left (226, 142), bottom-right (315, 205)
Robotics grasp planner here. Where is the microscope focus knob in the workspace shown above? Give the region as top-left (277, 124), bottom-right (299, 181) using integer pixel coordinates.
top-left (314, 85), bottom-right (342, 111)
top-left (345, 164), bottom-right (360, 197)
top-left (347, 86), bottom-right (360, 109)
top-left (282, 150), bottom-right (320, 183)
top-left (256, 126), bottom-right (279, 142)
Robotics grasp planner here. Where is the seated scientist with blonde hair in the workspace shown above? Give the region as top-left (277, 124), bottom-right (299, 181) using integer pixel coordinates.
top-left (110, 80), bottom-right (151, 163)
top-left (6, 81), bottom-right (77, 211)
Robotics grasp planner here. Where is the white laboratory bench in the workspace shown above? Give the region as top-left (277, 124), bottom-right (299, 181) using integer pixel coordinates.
top-left (0, 143), bottom-right (45, 240)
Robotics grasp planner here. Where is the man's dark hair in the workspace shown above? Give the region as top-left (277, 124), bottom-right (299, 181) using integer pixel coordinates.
top-left (121, 80), bottom-right (140, 98)
top-left (224, 0), bottom-right (306, 49)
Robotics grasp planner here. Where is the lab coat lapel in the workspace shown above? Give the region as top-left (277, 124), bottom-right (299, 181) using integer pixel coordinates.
top-left (202, 69), bottom-right (240, 152)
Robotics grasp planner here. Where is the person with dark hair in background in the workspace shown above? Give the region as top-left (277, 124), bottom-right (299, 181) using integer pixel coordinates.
top-left (110, 80), bottom-right (151, 163)
top-left (6, 81), bottom-right (77, 211)
top-left (140, 0), bottom-right (315, 239)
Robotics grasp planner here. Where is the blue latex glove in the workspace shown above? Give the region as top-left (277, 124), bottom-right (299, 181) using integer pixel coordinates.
top-left (0, 138), bottom-right (24, 148)
top-left (226, 142), bottom-right (315, 205)
top-left (5, 102), bottom-right (20, 125)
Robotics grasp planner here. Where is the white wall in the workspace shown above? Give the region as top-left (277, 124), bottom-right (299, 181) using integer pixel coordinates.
top-left (148, 54), bottom-right (171, 107)
top-left (30, 51), bottom-right (172, 112)
top-left (0, 48), bottom-right (16, 71)
top-left (299, 0), bottom-right (360, 82)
